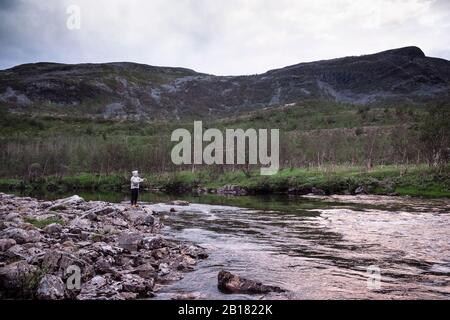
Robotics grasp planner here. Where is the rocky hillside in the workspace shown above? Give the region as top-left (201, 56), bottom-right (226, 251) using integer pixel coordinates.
top-left (0, 46), bottom-right (449, 120)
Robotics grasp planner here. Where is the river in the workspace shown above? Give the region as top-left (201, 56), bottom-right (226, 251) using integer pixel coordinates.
top-left (10, 191), bottom-right (450, 299)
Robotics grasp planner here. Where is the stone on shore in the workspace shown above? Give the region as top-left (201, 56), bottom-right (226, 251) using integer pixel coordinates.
top-left (0, 238), bottom-right (16, 251)
top-left (36, 275), bottom-right (65, 300)
top-left (217, 270), bottom-right (284, 294)
top-left (43, 223), bottom-right (63, 234)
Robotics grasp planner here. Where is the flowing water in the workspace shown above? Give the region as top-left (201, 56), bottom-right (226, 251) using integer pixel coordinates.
top-left (10, 191), bottom-right (450, 299)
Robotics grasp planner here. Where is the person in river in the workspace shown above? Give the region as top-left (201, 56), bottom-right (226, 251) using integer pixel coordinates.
top-left (130, 170), bottom-right (145, 207)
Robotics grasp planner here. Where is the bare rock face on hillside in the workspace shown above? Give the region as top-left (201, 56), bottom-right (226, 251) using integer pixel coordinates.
top-left (1, 47), bottom-right (449, 120)
top-left (0, 193), bottom-right (208, 300)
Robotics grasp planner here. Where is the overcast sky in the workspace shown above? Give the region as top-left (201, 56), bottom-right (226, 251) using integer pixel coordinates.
top-left (1, 0), bottom-right (449, 75)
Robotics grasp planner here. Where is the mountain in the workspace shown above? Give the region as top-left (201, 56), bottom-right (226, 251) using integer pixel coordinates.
top-left (0, 46), bottom-right (449, 120)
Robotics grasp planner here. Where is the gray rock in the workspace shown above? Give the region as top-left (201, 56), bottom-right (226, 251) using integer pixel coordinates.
top-left (133, 263), bottom-right (156, 280)
top-left (133, 214), bottom-right (155, 227)
top-left (92, 242), bottom-right (122, 256)
top-left (117, 232), bottom-right (143, 251)
top-left (94, 256), bottom-right (115, 274)
top-left (142, 214), bottom-right (155, 226)
top-left (158, 263), bottom-right (170, 276)
top-left (142, 236), bottom-right (166, 250)
top-left (4, 228), bottom-right (42, 244)
top-left (5, 244), bottom-right (27, 259)
top-left (54, 195), bottom-right (85, 207)
top-left (77, 275), bottom-right (114, 300)
top-left (152, 247), bottom-right (169, 259)
top-left (42, 250), bottom-right (93, 279)
top-left (121, 273), bottom-right (154, 295)
top-left (218, 270), bottom-right (285, 294)
top-left (0, 261), bottom-right (37, 297)
top-left (0, 238), bottom-right (16, 251)
top-left (5, 212), bottom-right (21, 222)
top-left (181, 245), bottom-right (208, 259)
top-left (110, 217), bottom-right (128, 227)
top-left (69, 218), bottom-right (92, 231)
top-left (84, 211), bottom-right (98, 221)
top-left (176, 255), bottom-right (196, 271)
top-left (43, 223), bottom-right (63, 234)
top-left (36, 275), bottom-right (65, 300)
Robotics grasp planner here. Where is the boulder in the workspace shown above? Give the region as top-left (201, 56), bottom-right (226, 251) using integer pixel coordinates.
top-left (0, 238), bottom-right (16, 251)
top-left (143, 214), bottom-right (155, 226)
top-left (152, 247), bottom-right (169, 259)
top-left (0, 261), bottom-right (38, 298)
top-left (41, 250), bottom-right (93, 280)
top-left (110, 217), bottom-right (128, 227)
top-left (181, 245), bottom-right (209, 259)
top-left (84, 211), bottom-right (98, 221)
top-left (69, 218), bottom-right (92, 231)
top-left (5, 244), bottom-right (27, 259)
top-left (133, 263), bottom-right (156, 280)
top-left (77, 275), bottom-right (117, 300)
top-left (117, 232), bottom-right (143, 251)
top-left (4, 228), bottom-right (42, 244)
top-left (36, 275), bottom-right (65, 300)
top-left (158, 263), bottom-right (170, 276)
top-left (43, 223), bottom-right (63, 234)
top-left (120, 273), bottom-right (154, 295)
top-left (142, 236), bottom-right (166, 250)
top-left (5, 212), bottom-right (21, 222)
top-left (133, 213), bottom-right (155, 227)
top-left (217, 270), bottom-right (284, 294)
top-left (94, 256), bottom-right (115, 274)
top-left (54, 195), bottom-right (84, 207)
top-left (176, 255), bottom-right (196, 271)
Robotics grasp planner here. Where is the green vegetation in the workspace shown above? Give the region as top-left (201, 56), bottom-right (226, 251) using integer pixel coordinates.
top-left (0, 100), bottom-right (448, 198)
top-left (2, 165), bottom-right (449, 198)
top-left (24, 216), bottom-right (65, 229)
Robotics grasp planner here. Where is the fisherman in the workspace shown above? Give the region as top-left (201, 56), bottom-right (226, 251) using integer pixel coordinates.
top-left (130, 170), bottom-right (145, 207)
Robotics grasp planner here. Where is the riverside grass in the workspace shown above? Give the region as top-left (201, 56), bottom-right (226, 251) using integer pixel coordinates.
top-left (1, 165), bottom-right (449, 198)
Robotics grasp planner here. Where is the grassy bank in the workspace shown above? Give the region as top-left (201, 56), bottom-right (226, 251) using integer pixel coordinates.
top-left (1, 165), bottom-right (449, 198)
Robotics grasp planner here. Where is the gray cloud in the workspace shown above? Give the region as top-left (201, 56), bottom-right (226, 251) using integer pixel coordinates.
top-left (0, 0), bottom-right (449, 75)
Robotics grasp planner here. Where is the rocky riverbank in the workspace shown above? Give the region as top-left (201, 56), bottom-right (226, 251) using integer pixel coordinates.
top-left (0, 193), bottom-right (208, 300)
